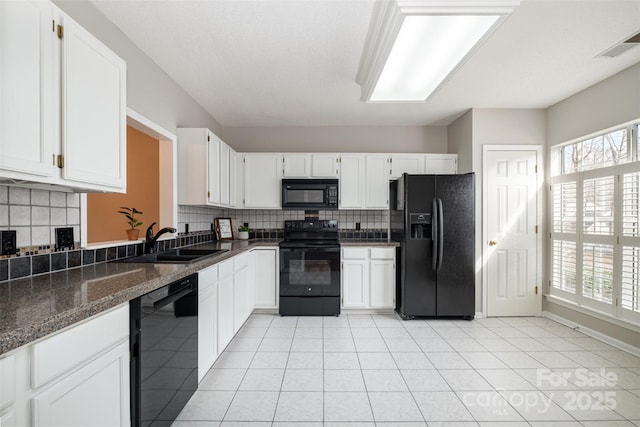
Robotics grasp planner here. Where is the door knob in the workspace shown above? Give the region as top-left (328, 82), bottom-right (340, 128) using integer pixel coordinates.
top-left (489, 240), bottom-right (498, 246)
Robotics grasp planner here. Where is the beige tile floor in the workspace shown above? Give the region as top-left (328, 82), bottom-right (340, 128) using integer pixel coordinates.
top-left (171, 314), bottom-right (640, 427)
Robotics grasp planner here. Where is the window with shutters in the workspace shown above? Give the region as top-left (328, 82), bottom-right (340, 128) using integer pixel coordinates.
top-left (550, 120), bottom-right (640, 324)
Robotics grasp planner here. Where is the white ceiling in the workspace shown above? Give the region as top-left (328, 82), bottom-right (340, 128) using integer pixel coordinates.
top-left (90, 0), bottom-right (640, 127)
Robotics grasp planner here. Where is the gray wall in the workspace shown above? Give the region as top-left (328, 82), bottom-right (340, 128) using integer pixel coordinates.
top-left (544, 63), bottom-right (640, 347)
top-left (448, 110), bottom-right (473, 173)
top-left (220, 126), bottom-right (448, 153)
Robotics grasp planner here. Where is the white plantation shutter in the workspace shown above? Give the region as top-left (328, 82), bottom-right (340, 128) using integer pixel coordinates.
top-left (552, 182), bottom-right (577, 233)
top-left (583, 176), bottom-right (615, 235)
top-left (582, 243), bottom-right (614, 303)
top-left (623, 172), bottom-right (640, 237)
top-left (551, 240), bottom-right (576, 294)
top-left (621, 246), bottom-right (640, 315)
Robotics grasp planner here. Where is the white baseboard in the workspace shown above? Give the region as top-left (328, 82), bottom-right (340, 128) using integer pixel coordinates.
top-left (475, 311), bottom-right (484, 319)
top-left (542, 310), bottom-right (640, 358)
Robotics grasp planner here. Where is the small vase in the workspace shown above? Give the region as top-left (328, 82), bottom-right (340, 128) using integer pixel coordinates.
top-left (126, 229), bottom-right (140, 241)
top-left (238, 231), bottom-right (249, 240)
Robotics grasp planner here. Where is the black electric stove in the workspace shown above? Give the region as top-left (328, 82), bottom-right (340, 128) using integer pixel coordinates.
top-left (279, 220), bottom-right (340, 316)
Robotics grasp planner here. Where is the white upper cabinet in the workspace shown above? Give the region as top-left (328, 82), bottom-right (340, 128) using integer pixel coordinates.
top-left (365, 154), bottom-right (390, 209)
top-left (0, 1), bottom-right (126, 192)
top-left (389, 154), bottom-right (425, 179)
top-left (177, 128), bottom-right (237, 208)
top-left (425, 153), bottom-right (457, 174)
top-left (283, 154), bottom-right (311, 177)
top-left (339, 154), bottom-right (365, 209)
top-left (243, 154), bottom-right (283, 208)
top-left (312, 154), bottom-right (339, 178)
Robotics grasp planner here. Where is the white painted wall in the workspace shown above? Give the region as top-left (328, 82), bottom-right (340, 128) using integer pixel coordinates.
top-left (447, 110), bottom-right (473, 173)
top-left (220, 126), bottom-right (447, 153)
top-left (544, 63), bottom-right (640, 347)
top-left (547, 63), bottom-right (640, 146)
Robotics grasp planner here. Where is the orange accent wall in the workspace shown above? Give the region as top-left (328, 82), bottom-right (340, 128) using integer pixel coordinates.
top-left (87, 126), bottom-right (160, 243)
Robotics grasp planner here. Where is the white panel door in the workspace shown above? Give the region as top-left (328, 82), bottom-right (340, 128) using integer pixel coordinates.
top-left (0, 0), bottom-right (56, 178)
top-left (370, 260), bottom-right (395, 308)
top-left (390, 155), bottom-right (424, 179)
top-left (220, 141), bottom-right (231, 206)
top-left (312, 154), bottom-right (339, 178)
top-left (198, 265), bottom-right (218, 382)
top-left (342, 260), bottom-right (369, 308)
top-left (365, 154), bottom-right (390, 209)
top-left (31, 340), bottom-right (129, 427)
top-left (425, 154), bottom-right (457, 174)
top-left (283, 154), bottom-right (311, 177)
top-left (244, 154), bottom-right (282, 208)
top-left (207, 132), bottom-right (221, 204)
top-left (61, 14), bottom-right (126, 191)
top-left (254, 249), bottom-right (278, 308)
top-left (339, 155), bottom-right (365, 209)
top-left (485, 148), bottom-right (540, 316)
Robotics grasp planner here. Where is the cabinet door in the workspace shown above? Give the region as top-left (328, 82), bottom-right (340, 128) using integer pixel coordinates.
top-left (198, 265), bottom-right (218, 382)
top-left (283, 154), bottom-right (311, 177)
top-left (424, 154), bottom-right (457, 174)
top-left (370, 260), bottom-right (395, 308)
top-left (220, 141), bottom-right (231, 206)
top-left (61, 14), bottom-right (126, 191)
top-left (244, 154), bottom-right (282, 208)
top-left (31, 340), bottom-right (129, 427)
top-left (233, 265), bottom-right (250, 333)
top-left (0, 1), bottom-right (56, 179)
top-left (229, 148), bottom-right (238, 207)
top-left (390, 154), bottom-right (425, 179)
top-left (339, 155), bottom-right (365, 209)
top-left (217, 275), bottom-right (234, 352)
top-left (365, 155), bottom-right (390, 209)
top-left (341, 260), bottom-right (369, 308)
top-left (254, 249), bottom-right (278, 308)
top-left (311, 154), bottom-right (339, 178)
top-left (207, 132), bottom-right (221, 204)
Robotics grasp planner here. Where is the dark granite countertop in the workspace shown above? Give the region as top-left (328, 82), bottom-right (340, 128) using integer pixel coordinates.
top-left (0, 239), bottom-right (280, 355)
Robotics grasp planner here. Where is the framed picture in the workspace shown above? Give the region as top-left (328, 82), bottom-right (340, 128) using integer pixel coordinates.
top-left (215, 218), bottom-right (234, 240)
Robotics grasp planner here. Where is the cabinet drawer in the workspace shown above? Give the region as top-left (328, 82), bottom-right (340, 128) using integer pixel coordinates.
top-left (234, 252), bottom-right (250, 270)
top-left (31, 304), bottom-right (129, 389)
top-left (342, 247), bottom-right (368, 260)
top-left (218, 258), bottom-right (234, 279)
top-left (370, 247), bottom-right (395, 260)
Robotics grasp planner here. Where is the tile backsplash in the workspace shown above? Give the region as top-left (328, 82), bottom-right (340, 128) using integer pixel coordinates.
top-left (0, 186), bottom-right (80, 249)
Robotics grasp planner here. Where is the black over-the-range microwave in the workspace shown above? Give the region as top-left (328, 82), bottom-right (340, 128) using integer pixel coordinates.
top-left (281, 179), bottom-right (338, 209)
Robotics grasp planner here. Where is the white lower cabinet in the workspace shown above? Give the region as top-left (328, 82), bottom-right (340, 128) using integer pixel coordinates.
top-left (217, 258), bottom-right (235, 353)
top-left (342, 247), bottom-right (395, 310)
top-left (0, 304), bottom-right (130, 427)
top-left (31, 341), bottom-right (129, 427)
top-left (233, 252), bottom-right (252, 333)
top-left (253, 248), bottom-right (279, 309)
top-left (198, 264), bottom-right (218, 382)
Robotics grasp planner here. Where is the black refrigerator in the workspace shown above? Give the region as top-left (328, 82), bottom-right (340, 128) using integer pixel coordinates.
top-left (390, 173), bottom-right (475, 320)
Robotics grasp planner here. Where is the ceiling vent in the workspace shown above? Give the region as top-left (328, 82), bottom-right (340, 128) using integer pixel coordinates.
top-left (597, 30), bottom-right (640, 58)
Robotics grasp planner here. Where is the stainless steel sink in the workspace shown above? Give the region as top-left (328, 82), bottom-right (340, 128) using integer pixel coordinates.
top-left (116, 248), bottom-right (228, 264)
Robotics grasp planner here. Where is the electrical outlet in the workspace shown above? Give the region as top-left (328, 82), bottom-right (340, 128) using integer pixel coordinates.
top-left (1, 230), bottom-right (17, 255)
top-left (55, 227), bottom-right (74, 251)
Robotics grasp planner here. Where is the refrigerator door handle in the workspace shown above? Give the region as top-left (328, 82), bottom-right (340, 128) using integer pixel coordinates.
top-left (431, 198), bottom-right (438, 271)
top-left (437, 198), bottom-right (444, 271)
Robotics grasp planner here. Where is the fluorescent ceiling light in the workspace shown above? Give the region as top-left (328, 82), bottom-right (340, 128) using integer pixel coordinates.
top-left (357, 0), bottom-right (519, 102)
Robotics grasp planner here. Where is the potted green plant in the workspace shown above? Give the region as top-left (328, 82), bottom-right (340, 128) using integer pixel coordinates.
top-left (238, 225), bottom-right (249, 240)
top-left (118, 207), bottom-right (143, 240)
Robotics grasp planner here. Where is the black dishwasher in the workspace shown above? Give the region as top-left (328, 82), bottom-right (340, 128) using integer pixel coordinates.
top-left (130, 274), bottom-right (198, 426)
